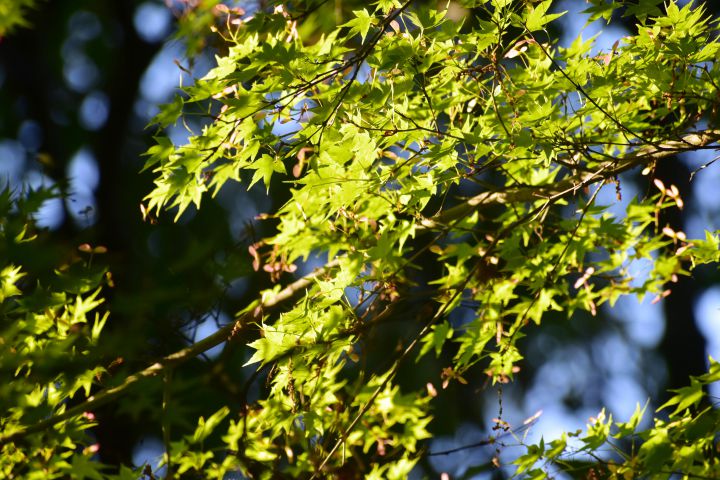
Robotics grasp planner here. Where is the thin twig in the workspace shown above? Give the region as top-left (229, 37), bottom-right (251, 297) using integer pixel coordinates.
top-left (422, 130), bottom-right (720, 229)
top-left (0, 260), bottom-right (339, 445)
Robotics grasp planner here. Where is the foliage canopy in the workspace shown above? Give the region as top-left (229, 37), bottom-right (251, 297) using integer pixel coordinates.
top-left (1, 0), bottom-right (720, 478)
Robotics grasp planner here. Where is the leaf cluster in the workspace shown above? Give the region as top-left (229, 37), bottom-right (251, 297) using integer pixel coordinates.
top-left (2, 0), bottom-right (720, 478)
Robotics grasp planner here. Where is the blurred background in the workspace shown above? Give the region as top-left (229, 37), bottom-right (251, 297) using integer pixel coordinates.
top-left (0, 0), bottom-right (718, 477)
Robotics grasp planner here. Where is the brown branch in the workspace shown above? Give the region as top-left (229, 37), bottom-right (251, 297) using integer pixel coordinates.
top-left (420, 129), bottom-right (720, 229)
top-left (0, 260), bottom-right (339, 445)
top-left (4, 130), bottom-right (717, 445)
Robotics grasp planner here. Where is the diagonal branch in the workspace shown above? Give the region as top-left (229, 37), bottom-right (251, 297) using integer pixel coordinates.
top-left (4, 130), bottom-right (717, 446)
top-left (0, 260), bottom-right (339, 445)
top-left (420, 129), bottom-right (720, 229)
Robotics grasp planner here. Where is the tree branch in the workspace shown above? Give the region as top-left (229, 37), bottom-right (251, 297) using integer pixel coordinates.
top-left (421, 129), bottom-right (720, 229)
top-left (4, 129), bottom-right (717, 445)
top-left (0, 260), bottom-right (338, 445)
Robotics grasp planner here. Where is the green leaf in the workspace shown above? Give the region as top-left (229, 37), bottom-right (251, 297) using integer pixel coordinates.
top-left (525, 0), bottom-right (567, 31)
top-left (614, 401), bottom-right (648, 437)
top-left (582, 0), bottom-right (620, 24)
top-left (0, 265), bottom-right (24, 302)
top-left (545, 435), bottom-right (566, 459)
top-left (343, 9), bottom-right (376, 42)
top-left (582, 409), bottom-right (612, 449)
top-left (418, 321), bottom-right (453, 359)
top-left (658, 378), bottom-right (704, 416)
top-left (638, 426), bottom-right (672, 472)
top-left (150, 95), bottom-right (185, 129)
top-left (248, 154), bottom-right (286, 192)
top-left (0, 0), bottom-right (38, 36)
top-left (623, 0), bottom-right (664, 20)
top-left (192, 406), bottom-right (230, 444)
top-left (68, 454), bottom-right (105, 480)
top-left (514, 440), bottom-right (544, 475)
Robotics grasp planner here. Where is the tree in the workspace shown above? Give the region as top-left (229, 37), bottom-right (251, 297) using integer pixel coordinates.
top-left (1, 0), bottom-right (720, 478)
